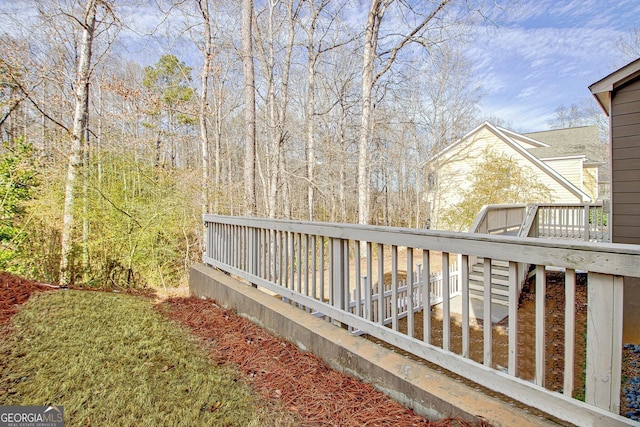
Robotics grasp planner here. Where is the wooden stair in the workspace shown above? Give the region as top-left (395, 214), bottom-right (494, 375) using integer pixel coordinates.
top-left (468, 259), bottom-right (510, 306)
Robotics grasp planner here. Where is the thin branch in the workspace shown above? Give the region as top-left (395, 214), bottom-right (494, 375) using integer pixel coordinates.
top-left (373, 0), bottom-right (451, 86)
top-left (16, 82), bottom-right (70, 133)
top-left (0, 97), bottom-right (26, 128)
top-left (93, 185), bottom-right (142, 228)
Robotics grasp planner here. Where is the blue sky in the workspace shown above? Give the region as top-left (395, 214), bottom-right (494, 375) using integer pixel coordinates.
top-left (114, 0), bottom-right (640, 134)
top-left (471, 0), bottom-right (640, 132)
top-left (2, 0), bottom-right (637, 135)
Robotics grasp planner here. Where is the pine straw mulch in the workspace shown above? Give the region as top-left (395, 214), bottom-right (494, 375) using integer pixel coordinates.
top-left (0, 271), bottom-right (56, 326)
top-left (1, 272), bottom-right (484, 427)
top-left (161, 296), bottom-right (485, 427)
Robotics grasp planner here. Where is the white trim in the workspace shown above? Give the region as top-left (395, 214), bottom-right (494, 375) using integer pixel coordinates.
top-left (427, 121), bottom-right (490, 163)
top-left (589, 57), bottom-right (640, 94)
top-left (589, 57), bottom-right (640, 116)
top-left (538, 155), bottom-right (587, 161)
top-left (496, 126), bottom-right (550, 148)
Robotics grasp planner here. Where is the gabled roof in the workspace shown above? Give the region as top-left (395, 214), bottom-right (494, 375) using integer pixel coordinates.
top-left (496, 127), bottom-right (550, 149)
top-left (589, 57), bottom-right (640, 116)
top-left (523, 126), bottom-right (604, 163)
top-left (428, 121), bottom-right (592, 202)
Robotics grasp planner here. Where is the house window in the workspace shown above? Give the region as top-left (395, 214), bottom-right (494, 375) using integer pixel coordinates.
top-left (427, 172), bottom-right (437, 190)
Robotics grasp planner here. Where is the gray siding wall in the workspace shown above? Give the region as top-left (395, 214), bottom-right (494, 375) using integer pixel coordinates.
top-left (611, 78), bottom-right (640, 244)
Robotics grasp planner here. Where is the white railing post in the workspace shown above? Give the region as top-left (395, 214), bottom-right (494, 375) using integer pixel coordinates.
top-left (460, 255), bottom-right (469, 359)
top-left (563, 269), bottom-right (576, 396)
top-left (535, 265), bottom-right (546, 387)
top-left (585, 273), bottom-right (624, 413)
top-left (442, 252), bottom-right (450, 351)
top-left (330, 238), bottom-right (347, 314)
top-left (508, 261), bottom-right (519, 377)
top-left (407, 247), bottom-right (414, 337)
top-left (248, 227), bottom-right (260, 287)
top-left (584, 203), bottom-right (590, 241)
top-left (204, 220), bottom-right (212, 261)
top-left (225, 224), bottom-right (231, 263)
top-left (422, 250), bottom-right (431, 344)
top-left (483, 257), bottom-right (492, 367)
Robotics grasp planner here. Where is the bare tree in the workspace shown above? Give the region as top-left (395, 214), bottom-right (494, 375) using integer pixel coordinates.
top-left (417, 43), bottom-right (482, 227)
top-left (301, 1), bottom-right (327, 221)
top-left (314, 48), bottom-right (360, 222)
top-left (298, 0), bottom-right (353, 221)
top-left (547, 98), bottom-right (608, 142)
top-left (252, 0), bottom-right (302, 218)
top-left (616, 26), bottom-right (640, 64)
top-left (547, 104), bottom-right (582, 129)
top-left (197, 0), bottom-right (212, 224)
top-left (59, 0), bottom-right (99, 286)
top-left (358, 0), bottom-right (451, 226)
top-left (242, 0), bottom-right (257, 215)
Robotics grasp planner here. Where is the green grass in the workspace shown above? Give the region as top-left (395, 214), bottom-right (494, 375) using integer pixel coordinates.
top-left (0, 290), bottom-right (285, 426)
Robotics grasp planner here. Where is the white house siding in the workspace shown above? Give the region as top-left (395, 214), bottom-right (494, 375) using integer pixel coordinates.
top-left (583, 166), bottom-right (598, 200)
top-left (428, 125), bottom-right (586, 230)
top-left (541, 158), bottom-right (584, 192)
top-left (503, 133), bottom-right (548, 150)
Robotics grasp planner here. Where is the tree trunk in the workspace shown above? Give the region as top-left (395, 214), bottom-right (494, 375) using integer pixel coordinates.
top-left (358, 0), bottom-right (378, 226)
top-left (306, 57), bottom-right (316, 221)
top-left (82, 92), bottom-right (90, 282)
top-left (241, 0), bottom-right (257, 216)
top-left (265, 5), bottom-right (277, 218)
top-left (198, 0), bottom-right (212, 226)
top-left (277, 1), bottom-right (296, 220)
top-left (358, 0), bottom-right (451, 226)
top-left (304, 4), bottom-right (321, 221)
top-left (59, 0), bottom-right (97, 286)
top-left (213, 81), bottom-right (222, 214)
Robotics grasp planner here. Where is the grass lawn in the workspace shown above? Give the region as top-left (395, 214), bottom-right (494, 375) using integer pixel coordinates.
top-left (0, 290), bottom-right (289, 426)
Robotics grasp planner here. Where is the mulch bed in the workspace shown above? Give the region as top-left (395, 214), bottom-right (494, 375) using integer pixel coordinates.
top-left (162, 296), bottom-right (484, 426)
top-left (0, 272), bottom-right (55, 326)
top-left (1, 272), bottom-right (483, 426)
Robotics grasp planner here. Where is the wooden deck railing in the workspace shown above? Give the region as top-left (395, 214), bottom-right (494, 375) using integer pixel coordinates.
top-left (469, 204), bottom-right (527, 235)
top-left (522, 203), bottom-right (610, 242)
top-left (471, 203), bottom-right (610, 242)
top-left (203, 215), bottom-right (638, 426)
top-left (340, 262), bottom-right (460, 335)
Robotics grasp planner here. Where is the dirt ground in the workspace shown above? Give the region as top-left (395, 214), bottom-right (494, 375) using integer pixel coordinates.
top-left (374, 271), bottom-right (587, 398)
top-left (1, 272), bottom-right (483, 426)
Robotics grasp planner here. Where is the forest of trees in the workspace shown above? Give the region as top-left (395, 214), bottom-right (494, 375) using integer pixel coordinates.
top-left (0, 0), bottom-right (632, 288)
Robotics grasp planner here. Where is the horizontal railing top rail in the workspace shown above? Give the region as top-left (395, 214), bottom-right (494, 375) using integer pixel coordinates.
top-left (525, 202), bottom-right (607, 208)
top-left (206, 214), bottom-right (638, 277)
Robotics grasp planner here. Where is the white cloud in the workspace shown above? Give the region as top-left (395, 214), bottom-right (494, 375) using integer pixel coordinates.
top-left (468, 1), bottom-right (636, 131)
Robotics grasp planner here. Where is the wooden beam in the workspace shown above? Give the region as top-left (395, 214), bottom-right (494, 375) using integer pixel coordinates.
top-left (586, 273), bottom-right (624, 413)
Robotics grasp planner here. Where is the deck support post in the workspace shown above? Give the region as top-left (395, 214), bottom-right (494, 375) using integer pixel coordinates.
top-left (586, 272), bottom-right (623, 413)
